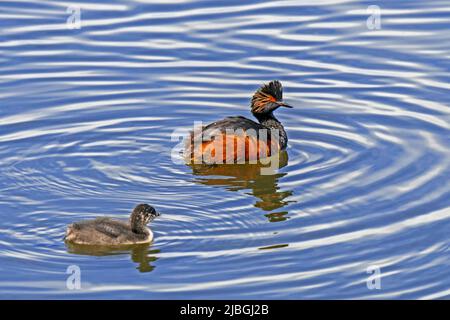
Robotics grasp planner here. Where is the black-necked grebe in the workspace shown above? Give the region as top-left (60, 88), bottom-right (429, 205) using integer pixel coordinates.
top-left (186, 80), bottom-right (292, 164)
top-left (64, 204), bottom-right (160, 245)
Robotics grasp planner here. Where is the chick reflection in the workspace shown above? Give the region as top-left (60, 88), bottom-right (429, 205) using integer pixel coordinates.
top-left (65, 242), bottom-right (159, 273)
top-left (189, 151), bottom-right (293, 215)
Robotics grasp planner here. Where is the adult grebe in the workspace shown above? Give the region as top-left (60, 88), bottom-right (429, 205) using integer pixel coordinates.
top-left (186, 80), bottom-right (292, 164)
top-left (64, 204), bottom-right (160, 245)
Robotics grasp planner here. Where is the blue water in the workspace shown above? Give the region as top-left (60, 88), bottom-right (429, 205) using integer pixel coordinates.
top-left (0, 0), bottom-right (449, 299)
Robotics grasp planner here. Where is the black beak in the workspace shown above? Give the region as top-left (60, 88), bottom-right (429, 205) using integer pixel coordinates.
top-left (155, 211), bottom-right (161, 217)
top-left (277, 101), bottom-right (293, 108)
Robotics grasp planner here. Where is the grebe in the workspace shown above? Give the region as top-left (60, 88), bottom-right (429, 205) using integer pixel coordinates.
top-left (186, 80), bottom-right (292, 164)
top-left (64, 204), bottom-right (160, 245)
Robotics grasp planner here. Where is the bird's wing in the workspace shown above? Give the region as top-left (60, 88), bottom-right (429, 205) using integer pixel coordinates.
top-left (93, 219), bottom-right (123, 238)
top-left (187, 116), bottom-right (273, 163)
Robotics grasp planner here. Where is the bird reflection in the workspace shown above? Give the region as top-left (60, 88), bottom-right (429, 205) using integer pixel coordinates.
top-left (188, 151), bottom-right (293, 219)
top-left (65, 242), bottom-right (159, 273)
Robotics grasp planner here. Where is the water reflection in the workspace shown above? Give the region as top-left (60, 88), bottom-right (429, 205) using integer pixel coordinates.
top-left (189, 151), bottom-right (293, 217)
top-left (65, 242), bottom-right (159, 273)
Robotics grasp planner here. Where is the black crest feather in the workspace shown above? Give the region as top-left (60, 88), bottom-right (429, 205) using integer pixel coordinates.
top-left (259, 80), bottom-right (283, 100)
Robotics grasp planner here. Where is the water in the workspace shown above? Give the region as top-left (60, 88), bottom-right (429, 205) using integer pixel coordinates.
top-left (0, 0), bottom-right (449, 299)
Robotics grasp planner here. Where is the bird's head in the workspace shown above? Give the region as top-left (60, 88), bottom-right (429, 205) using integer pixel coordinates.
top-left (130, 203), bottom-right (160, 233)
top-left (251, 80), bottom-right (292, 115)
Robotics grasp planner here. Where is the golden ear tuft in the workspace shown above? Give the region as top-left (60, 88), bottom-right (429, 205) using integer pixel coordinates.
top-left (259, 80), bottom-right (283, 101)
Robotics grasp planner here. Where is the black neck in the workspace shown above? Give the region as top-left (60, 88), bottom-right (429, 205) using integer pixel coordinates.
top-left (253, 112), bottom-right (279, 127)
top-left (253, 112), bottom-right (288, 149)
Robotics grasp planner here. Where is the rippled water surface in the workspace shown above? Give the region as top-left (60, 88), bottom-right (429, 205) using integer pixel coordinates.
top-left (1, 0), bottom-right (449, 299)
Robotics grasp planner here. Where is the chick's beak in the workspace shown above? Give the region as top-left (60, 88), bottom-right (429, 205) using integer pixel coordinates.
top-left (277, 101), bottom-right (293, 108)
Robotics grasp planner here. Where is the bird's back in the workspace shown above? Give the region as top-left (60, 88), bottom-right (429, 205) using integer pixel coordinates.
top-left (65, 217), bottom-right (152, 245)
top-left (203, 116), bottom-right (265, 132)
